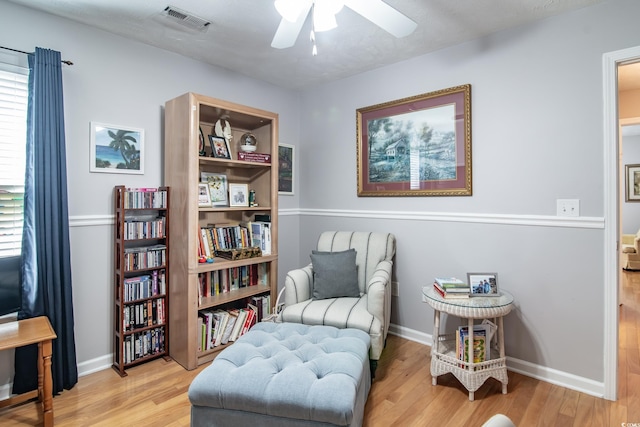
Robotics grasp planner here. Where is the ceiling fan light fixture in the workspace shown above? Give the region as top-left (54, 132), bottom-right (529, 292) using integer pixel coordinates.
top-left (275, 0), bottom-right (311, 22)
top-left (313, 9), bottom-right (337, 32)
top-left (313, 0), bottom-right (343, 32)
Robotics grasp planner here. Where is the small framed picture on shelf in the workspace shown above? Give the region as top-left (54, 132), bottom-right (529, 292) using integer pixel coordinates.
top-left (199, 126), bottom-right (206, 156)
top-left (208, 135), bottom-right (231, 159)
top-left (228, 183), bottom-right (249, 207)
top-left (201, 172), bottom-right (228, 207)
top-left (198, 183), bottom-right (211, 207)
top-left (467, 273), bottom-right (499, 297)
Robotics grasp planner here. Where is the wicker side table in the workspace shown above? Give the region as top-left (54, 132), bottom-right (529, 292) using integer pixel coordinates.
top-left (422, 286), bottom-right (514, 401)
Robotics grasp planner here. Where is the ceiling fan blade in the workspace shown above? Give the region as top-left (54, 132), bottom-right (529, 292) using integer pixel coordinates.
top-left (271, 2), bottom-right (312, 49)
top-left (344, 0), bottom-right (417, 38)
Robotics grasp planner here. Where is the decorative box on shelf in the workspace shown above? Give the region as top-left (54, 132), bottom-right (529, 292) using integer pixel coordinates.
top-left (237, 152), bottom-right (271, 163)
top-left (216, 246), bottom-right (262, 260)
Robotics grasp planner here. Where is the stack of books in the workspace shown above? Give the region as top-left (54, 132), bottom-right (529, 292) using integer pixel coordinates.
top-left (456, 324), bottom-right (490, 363)
top-left (433, 277), bottom-right (470, 299)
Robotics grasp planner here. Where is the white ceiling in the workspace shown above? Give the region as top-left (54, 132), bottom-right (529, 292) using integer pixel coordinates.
top-left (5, 0), bottom-right (628, 91)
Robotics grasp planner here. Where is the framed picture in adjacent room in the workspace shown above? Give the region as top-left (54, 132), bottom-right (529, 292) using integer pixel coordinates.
top-left (356, 85), bottom-right (471, 197)
top-left (90, 122), bottom-right (144, 174)
top-left (278, 143), bottom-right (294, 195)
top-left (625, 164), bottom-right (640, 201)
top-left (467, 273), bottom-right (499, 297)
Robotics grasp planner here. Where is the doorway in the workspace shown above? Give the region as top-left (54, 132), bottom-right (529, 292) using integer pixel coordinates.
top-left (604, 46), bottom-right (640, 401)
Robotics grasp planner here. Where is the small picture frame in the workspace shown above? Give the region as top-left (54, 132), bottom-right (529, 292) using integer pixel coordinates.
top-left (198, 183), bottom-right (211, 207)
top-left (625, 164), bottom-right (640, 202)
top-left (201, 172), bottom-right (228, 207)
top-left (228, 183), bottom-right (249, 207)
top-left (199, 126), bottom-right (206, 156)
top-left (467, 273), bottom-right (499, 297)
top-left (209, 135), bottom-right (231, 159)
top-left (278, 143), bottom-right (294, 195)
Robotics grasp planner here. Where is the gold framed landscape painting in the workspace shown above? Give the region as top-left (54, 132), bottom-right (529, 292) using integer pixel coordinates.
top-left (356, 85), bottom-right (472, 197)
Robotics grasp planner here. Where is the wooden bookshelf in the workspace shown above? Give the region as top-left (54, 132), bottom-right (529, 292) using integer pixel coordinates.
top-left (112, 186), bottom-right (171, 377)
top-left (164, 93), bottom-right (278, 370)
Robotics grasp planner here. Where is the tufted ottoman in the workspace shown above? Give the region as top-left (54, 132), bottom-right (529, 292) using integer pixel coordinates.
top-left (188, 322), bottom-right (371, 427)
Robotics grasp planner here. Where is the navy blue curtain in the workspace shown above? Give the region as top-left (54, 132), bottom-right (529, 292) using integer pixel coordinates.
top-left (13, 47), bottom-right (78, 395)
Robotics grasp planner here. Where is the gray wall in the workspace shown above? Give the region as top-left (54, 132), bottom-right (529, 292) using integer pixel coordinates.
top-left (0, 0), bottom-right (638, 400)
top-left (0, 0), bottom-right (301, 392)
top-left (296, 0), bottom-right (639, 396)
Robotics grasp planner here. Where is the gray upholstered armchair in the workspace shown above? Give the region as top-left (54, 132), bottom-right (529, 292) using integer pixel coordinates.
top-left (279, 231), bottom-right (396, 370)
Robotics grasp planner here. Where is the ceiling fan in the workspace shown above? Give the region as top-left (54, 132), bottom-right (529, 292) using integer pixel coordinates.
top-left (271, 0), bottom-right (418, 50)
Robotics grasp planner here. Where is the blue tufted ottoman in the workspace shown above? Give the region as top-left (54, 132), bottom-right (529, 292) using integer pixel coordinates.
top-left (188, 322), bottom-right (372, 427)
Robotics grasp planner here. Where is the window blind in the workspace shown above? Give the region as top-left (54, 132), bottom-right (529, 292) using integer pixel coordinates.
top-left (0, 65), bottom-right (28, 258)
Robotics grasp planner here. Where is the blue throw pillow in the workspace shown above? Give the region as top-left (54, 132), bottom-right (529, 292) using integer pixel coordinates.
top-left (310, 249), bottom-right (360, 300)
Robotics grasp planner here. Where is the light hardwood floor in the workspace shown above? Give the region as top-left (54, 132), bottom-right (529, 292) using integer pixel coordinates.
top-left (1, 272), bottom-right (640, 426)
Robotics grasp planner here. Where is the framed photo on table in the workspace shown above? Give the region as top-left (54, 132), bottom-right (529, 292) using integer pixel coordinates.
top-left (229, 183), bottom-right (249, 207)
top-left (356, 84), bottom-right (471, 197)
top-left (467, 273), bottom-right (499, 297)
top-left (209, 135), bottom-right (231, 159)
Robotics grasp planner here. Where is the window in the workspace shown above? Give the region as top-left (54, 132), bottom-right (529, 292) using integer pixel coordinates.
top-left (0, 64), bottom-right (28, 258)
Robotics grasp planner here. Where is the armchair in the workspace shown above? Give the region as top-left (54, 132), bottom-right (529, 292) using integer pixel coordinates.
top-left (622, 229), bottom-right (640, 270)
top-left (279, 231), bottom-right (396, 367)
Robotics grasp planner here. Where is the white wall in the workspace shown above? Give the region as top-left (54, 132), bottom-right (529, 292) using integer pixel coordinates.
top-left (0, 1), bottom-right (301, 391)
top-left (296, 0), bottom-right (640, 396)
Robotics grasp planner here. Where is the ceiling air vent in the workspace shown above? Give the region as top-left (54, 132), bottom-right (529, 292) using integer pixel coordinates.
top-left (162, 6), bottom-right (211, 32)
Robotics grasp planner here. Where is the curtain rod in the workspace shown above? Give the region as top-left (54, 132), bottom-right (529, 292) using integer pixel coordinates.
top-left (0, 46), bottom-right (73, 66)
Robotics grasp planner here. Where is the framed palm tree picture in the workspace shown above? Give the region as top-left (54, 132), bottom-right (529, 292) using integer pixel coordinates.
top-left (90, 122), bottom-right (144, 174)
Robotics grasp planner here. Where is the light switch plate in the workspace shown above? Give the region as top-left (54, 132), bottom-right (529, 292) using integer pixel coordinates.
top-left (557, 199), bottom-right (579, 217)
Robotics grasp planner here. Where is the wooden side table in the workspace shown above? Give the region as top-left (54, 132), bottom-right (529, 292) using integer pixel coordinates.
top-left (0, 316), bottom-right (57, 426)
top-left (422, 286), bottom-right (514, 401)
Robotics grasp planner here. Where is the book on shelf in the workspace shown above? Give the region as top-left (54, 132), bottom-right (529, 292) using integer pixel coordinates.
top-left (213, 310), bottom-right (229, 347)
top-left (123, 187), bottom-right (167, 209)
top-left (229, 309), bottom-right (246, 342)
top-left (220, 311), bottom-right (238, 345)
top-left (241, 304), bottom-right (257, 336)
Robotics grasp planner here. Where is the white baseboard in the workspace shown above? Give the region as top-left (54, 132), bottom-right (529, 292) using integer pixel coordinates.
top-left (0, 353), bottom-right (113, 401)
top-left (77, 353), bottom-right (112, 377)
top-left (387, 323), bottom-right (605, 398)
top-left (2, 330), bottom-right (606, 402)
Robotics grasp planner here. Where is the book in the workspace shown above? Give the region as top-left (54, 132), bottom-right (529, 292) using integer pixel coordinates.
top-left (434, 277), bottom-right (467, 288)
top-left (229, 309), bottom-right (246, 342)
top-left (213, 310), bottom-right (229, 347)
top-left (457, 325), bottom-right (490, 363)
top-left (220, 311), bottom-right (238, 345)
top-left (433, 283), bottom-right (470, 299)
top-left (240, 304), bottom-right (257, 336)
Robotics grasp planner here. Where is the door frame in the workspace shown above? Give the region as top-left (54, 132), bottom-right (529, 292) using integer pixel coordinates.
top-left (603, 45), bottom-right (640, 401)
